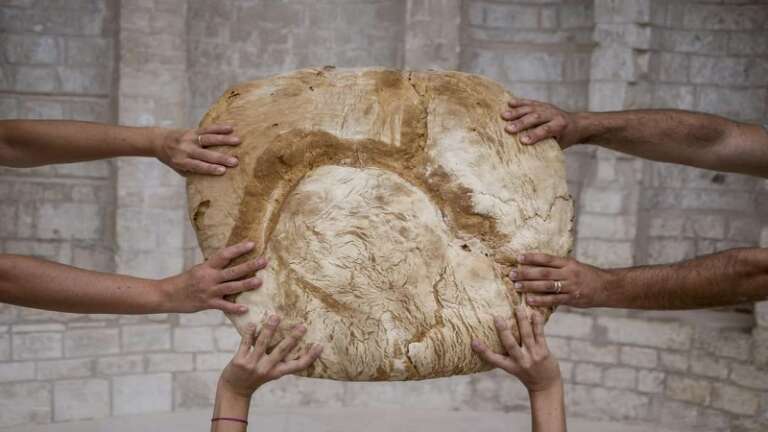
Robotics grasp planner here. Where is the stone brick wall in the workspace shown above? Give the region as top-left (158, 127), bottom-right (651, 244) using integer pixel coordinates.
top-left (1, 0), bottom-right (767, 430)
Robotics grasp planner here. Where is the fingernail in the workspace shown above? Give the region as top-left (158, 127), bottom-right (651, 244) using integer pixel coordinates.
top-left (227, 158), bottom-right (238, 166)
top-left (250, 278), bottom-right (262, 287)
top-left (509, 270), bottom-right (518, 280)
top-left (238, 305), bottom-right (248, 313)
top-left (246, 242), bottom-right (255, 249)
top-left (494, 316), bottom-right (506, 328)
top-left (257, 257), bottom-right (267, 266)
top-left (527, 297), bottom-right (537, 305)
top-left (230, 137), bottom-right (241, 144)
top-left (514, 282), bottom-right (522, 290)
top-left (295, 324), bottom-right (306, 333)
top-left (216, 166), bottom-right (226, 174)
top-left (471, 340), bottom-right (481, 349)
top-left (521, 134), bottom-right (529, 143)
top-left (268, 315), bottom-right (280, 325)
top-left (517, 255), bottom-right (525, 263)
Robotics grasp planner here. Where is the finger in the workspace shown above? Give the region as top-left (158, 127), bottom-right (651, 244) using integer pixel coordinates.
top-left (531, 311), bottom-right (548, 348)
top-left (208, 241), bottom-right (256, 269)
top-left (271, 344), bottom-right (323, 376)
top-left (199, 133), bottom-right (241, 147)
top-left (515, 306), bottom-right (536, 351)
top-left (518, 253), bottom-right (568, 268)
top-left (216, 277), bottom-right (263, 296)
top-left (262, 324), bottom-right (307, 369)
top-left (209, 298), bottom-right (248, 314)
top-left (237, 324), bottom-right (257, 356)
top-left (527, 294), bottom-right (571, 308)
top-left (507, 98), bottom-right (536, 108)
top-left (197, 124), bottom-right (235, 135)
top-left (189, 147), bottom-right (239, 168)
top-left (220, 257), bottom-right (268, 282)
top-left (520, 123), bottom-right (557, 145)
top-left (494, 315), bottom-right (524, 361)
top-left (511, 265), bottom-right (564, 281)
top-left (500, 105), bottom-right (533, 121)
top-left (505, 113), bottom-right (548, 136)
top-left (513, 280), bottom-right (565, 294)
top-left (252, 315), bottom-right (280, 359)
top-left (180, 158), bottom-right (226, 176)
top-left (471, 339), bottom-right (517, 371)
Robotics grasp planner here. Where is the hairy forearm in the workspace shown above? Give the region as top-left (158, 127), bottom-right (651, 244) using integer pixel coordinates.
top-left (602, 248), bottom-right (768, 310)
top-left (211, 381), bottom-right (252, 432)
top-left (573, 110), bottom-right (766, 176)
top-left (529, 381), bottom-right (566, 432)
top-left (0, 254), bottom-right (175, 314)
top-left (0, 120), bottom-right (170, 167)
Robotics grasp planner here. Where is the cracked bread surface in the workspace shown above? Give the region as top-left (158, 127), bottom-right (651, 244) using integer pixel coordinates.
top-left (187, 67), bottom-right (573, 381)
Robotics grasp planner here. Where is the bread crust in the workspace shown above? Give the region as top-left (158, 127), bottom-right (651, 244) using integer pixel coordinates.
top-left (187, 67), bottom-right (573, 381)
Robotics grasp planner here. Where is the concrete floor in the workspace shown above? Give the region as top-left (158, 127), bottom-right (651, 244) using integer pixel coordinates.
top-left (2, 408), bottom-right (688, 432)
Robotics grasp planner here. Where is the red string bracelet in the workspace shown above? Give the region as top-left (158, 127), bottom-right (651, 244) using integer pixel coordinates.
top-left (211, 417), bottom-right (248, 425)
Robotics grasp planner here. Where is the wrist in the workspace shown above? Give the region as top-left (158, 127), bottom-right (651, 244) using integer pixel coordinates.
top-left (217, 379), bottom-right (256, 403)
top-left (148, 127), bottom-right (181, 159)
top-left (153, 275), bottom-right (185, 313)
top-left (214, 380), bottom-right (252, 420)
top-left (597, 268), bottom-right (623, 308)
top-left (569, 112), bottom-right (595, 145)
top-left (527, 376), bottom-right (564, 397)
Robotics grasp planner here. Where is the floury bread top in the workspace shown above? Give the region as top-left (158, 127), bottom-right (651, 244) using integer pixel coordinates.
top-left (187, 67), bottom-right (573, 381)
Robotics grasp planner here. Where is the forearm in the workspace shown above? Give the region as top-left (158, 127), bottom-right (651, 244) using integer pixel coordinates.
top-left (0, 254), bottom-right (176, 314)
top-left (573, 110), bottom-right (763, 175)
top-left (529, 381), bottom-right (566, 432)
top-left (0, 120), bottom-right (172, 167)
top-left (602, 248), bottom-right (768, 309)
top-left (211, 381), bottom-right (252, 432)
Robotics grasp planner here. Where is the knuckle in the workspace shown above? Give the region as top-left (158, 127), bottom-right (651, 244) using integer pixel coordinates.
top-left (232, 358), bottom-right (249, 369)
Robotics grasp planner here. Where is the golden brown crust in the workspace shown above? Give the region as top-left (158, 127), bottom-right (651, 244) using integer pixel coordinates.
top-left (187, 67), bottom-right (573, 381)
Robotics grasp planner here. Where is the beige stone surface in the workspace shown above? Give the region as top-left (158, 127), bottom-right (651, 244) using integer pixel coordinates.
top-left (187, 67), bottom-right (573, 381)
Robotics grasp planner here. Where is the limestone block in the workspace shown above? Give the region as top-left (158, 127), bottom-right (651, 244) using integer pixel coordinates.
top-left (113, 373), bottom-right (172, 415)
top-left (53, 379), bottom-right (109, 421)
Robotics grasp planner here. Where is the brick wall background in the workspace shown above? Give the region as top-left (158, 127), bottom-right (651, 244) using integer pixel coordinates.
top-left (0, 0), bottom-right (767, 431)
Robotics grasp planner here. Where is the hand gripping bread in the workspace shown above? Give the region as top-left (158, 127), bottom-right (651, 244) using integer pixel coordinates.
top-left (187, 67), bottom-right (573, 381)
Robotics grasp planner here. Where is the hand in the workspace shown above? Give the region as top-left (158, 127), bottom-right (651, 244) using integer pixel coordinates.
top-left (160, 241), bottom-right (267, 314)
top-left (154, 124), bottom-right (241, 176)
top-left (501, 98), bottom-right (581, 148)
top-left (472, 306), bottom-right (561, 393)
top-left (510, 253), bottom-right (612, 308)
top-left (219, 315), bottom-right (323, 398)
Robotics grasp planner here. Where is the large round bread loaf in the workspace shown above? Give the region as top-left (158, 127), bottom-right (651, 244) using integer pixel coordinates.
top-left (187, 67), bottom-right (573, 381)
